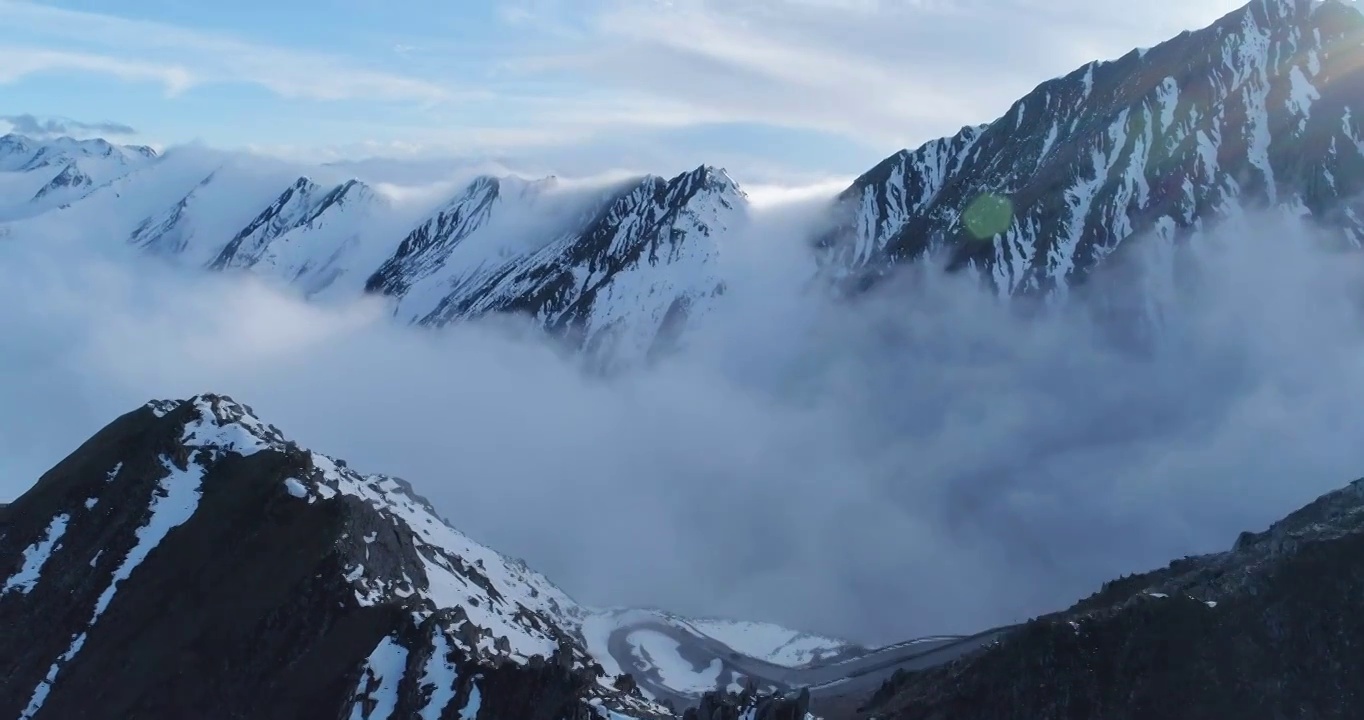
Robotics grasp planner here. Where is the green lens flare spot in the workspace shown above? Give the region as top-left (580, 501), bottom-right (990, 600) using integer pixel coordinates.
top-left (963, 193), bottom-right (1014, 240)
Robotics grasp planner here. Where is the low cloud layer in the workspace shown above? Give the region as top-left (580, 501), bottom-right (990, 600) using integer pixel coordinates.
top-left (1, 113), bottom-right (137, 138)
top-left (1, 201), bottom-right (1362, 647)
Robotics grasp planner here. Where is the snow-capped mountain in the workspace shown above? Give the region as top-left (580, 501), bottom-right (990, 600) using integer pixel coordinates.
top-left (207, 177), bottom-right (394, 298)
top-left (0, 138), bottom-right (744, 365)
top-left (0, 394), bottom-right (882, 718)
top-left (0, 134), bottom-right (156, 220)
top-left (367, 166), bottom-right (745, 369)
top-left (7, 0), bottom-right (1364, 362)
top-left (819, 0), bottom-right (1364, 306)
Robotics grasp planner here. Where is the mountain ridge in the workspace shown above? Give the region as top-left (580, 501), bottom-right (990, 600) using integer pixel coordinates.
top-left (9, 1), bottom-right (1364, 365)
top-left (817, 0), bottom-right (1364, 307)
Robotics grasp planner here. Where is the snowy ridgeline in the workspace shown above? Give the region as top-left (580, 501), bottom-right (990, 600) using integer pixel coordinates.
top-left (0, 134), bottom-right (748, 369)
top-left (8, 1), bottom-right (1364, 367)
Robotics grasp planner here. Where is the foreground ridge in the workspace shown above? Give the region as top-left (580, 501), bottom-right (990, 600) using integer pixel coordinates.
top-left (860, 477), bottom-right (1364, 719)
top-left (6, 395), bottom-right (1364, 718)
top-left (0, 394), bottom-right (817, 719)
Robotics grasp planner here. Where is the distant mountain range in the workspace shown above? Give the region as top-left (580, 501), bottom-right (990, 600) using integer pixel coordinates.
top-left (4, 3), bottom-right (1364, 368)
top-left (0, 138), bottom-right (745, 370)
top-left (6, 1), bottom-right (1364, 717)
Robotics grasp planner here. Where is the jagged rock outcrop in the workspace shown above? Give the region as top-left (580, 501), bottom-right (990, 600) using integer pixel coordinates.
top-left (0, 395), bottom-right (669, 720)
top-left (684, 688), bottom-right (810, 720)
top-left (819, 0), bottom-right (1364, 305)
top-left (858, 478), bottom-right (1364, 719)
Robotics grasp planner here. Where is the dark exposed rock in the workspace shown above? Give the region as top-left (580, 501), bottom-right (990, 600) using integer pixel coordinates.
top-left (683, 687), bottom-right (809, 720)
top-left (613, 673), bottom-right (642, 696)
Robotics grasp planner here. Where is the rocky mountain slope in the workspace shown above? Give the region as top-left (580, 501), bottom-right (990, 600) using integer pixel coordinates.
top-left (857, 474), bottom-right (1364, 719)
top-left (0, 394), bottom-right (861, 719)
top-left (818, 0), bottom-right (1364, 306)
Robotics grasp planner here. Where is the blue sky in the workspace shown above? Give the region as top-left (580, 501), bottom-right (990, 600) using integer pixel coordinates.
top-left (0, 0), bottom-right (1244, 183)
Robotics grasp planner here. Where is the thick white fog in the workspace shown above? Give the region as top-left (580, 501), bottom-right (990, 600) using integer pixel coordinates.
top-left (2, 191), bottom-right (1363, 647)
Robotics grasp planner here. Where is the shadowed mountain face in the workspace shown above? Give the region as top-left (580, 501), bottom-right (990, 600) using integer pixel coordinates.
top-left (0, 395), bottom-right (817, 720)
top-left (0, 396), bottom-right (612, 719)
top-left (858, 477), bottom-right (1364, 719)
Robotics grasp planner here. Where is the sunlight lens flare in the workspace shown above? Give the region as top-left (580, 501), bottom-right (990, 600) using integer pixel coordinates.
top-left (963, 192), bottom-right (1013, 240)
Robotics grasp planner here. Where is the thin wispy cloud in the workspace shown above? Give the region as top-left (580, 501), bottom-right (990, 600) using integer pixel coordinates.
top-left (0, 0), bottom-right (1249, 189)
top-left (0, 44), bottom-right (194, 95)
top-left (0, 0), bottom-right (451, 103)
top-left (534, 0), bottom-right (1249, 147)
top-left (1, 113), bottom-right (137, 138)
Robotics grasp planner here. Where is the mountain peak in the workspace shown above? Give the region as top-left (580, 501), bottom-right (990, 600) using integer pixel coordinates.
top-left (0, 396), bottom-right (609, 716)
top-left (677, 164), bottom-right (744, 199)
top-left (0, 133), bottom-right (32, 152)
top-left (817, 0), bottom-right (1364, 299)
top-left (30, 163), bottom-right (93, 202)
top-left (0, 396), bottom-right (822, 718)
top-left (148, 394), bottom-right (288, 456)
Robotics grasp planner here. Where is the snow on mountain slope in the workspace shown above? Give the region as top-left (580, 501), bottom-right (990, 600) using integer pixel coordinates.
top-left (0, 395), bottom-right (825, 718)
top-left (180, 395), bottom-right (619, 668)
top-left (12, 3), bottom-right (1360, 366)
top-left (2, 147), bottom-right (305, 266)
top-left (818, 0), bottom-right (1364, 310)
top-left (0, 141), bottom-right (750, 367)
top-left (0, 134), bottom-right (156, 221)
top-left (366, 174), bottom-right (627, 321)
top-left (390, 166), bottom-right (749, 370)
top-left (209, 177), bottom-right (400, 298)
top-left (0, 135), bottom-right (154, 175)
top-left (0, 395), bottom-right (672, 719)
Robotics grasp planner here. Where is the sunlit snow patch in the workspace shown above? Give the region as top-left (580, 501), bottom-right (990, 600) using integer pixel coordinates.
top-left (1, 513), bottom-right (70, 595)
